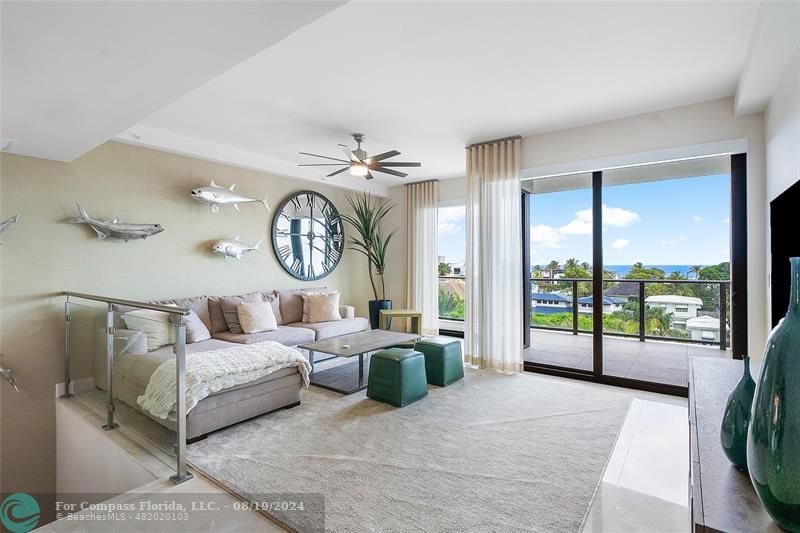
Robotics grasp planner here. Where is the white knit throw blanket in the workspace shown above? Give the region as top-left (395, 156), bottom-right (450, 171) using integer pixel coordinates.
top-left (137, 341), bottom-right (310, 420)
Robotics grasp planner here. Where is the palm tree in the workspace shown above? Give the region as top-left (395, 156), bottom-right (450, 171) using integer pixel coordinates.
top-left (689, 265), bottom-right (703, 280)
top-left (546, 260), bottom-right (560, 270)
top-left (564, 258), bottom-right (579, 270)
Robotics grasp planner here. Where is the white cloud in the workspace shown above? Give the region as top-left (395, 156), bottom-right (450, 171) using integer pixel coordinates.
top-left (531, 224), bottom-right (564, 248)
top-left (437, 205), bottom-right (465, 237)
top-left (557, 205), bottom-right (639, 236)
top-left (438, 222), bottom-right (460, 236)
top-left (439, 205), bottom-right (465, 223)
top-left (602, 205), bottom-right (641, 227)
top-left (693, 215), bottom-right (704, 223)
top-left (612, 239), bottom-right (630, 249)
top-left (660, 239), bottom-right (677, 246)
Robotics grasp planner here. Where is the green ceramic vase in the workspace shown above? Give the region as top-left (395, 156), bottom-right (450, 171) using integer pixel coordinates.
top-left (747, 257), bottom-right (800, 532)
top-left (720, 355), bottom-right (755, 471)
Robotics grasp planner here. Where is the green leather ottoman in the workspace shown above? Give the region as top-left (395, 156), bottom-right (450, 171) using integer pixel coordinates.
top-left (415, 337), bottom-right (464, 386)
top-left (367, 348), bottom-right (428, 407)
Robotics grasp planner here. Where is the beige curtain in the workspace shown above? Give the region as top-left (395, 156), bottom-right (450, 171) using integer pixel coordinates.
top-left (465, 137), bottom-right (523, 372)
top-left (406, 180), bottom-right (439, 335)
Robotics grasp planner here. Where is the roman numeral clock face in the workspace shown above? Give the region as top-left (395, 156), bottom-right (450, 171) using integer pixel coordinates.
top-left (270, 191), bottom-right (345, 281)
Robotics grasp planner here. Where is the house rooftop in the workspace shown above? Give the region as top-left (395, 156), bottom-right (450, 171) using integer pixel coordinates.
top-left (645, 295), bottom-right (703, 306)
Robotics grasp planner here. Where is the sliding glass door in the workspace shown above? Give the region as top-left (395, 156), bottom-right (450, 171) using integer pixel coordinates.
top-left (524, 154), bottom-right (743, 394)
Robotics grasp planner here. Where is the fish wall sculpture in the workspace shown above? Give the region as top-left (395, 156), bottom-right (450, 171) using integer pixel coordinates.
top-left (0, 214), bottom-right (18, 244)
top-left (69, 204), bottom-right (164, 241)
top-left (211, 236), bottom-right (264, 260)
top-left (191, 181), bottom-right (270, 213)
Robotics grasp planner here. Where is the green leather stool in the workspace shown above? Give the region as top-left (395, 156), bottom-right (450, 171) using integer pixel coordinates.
top-left (367, 348), bottom-right (428, 407)
top-left (414, 336), bottom-right (464, 387)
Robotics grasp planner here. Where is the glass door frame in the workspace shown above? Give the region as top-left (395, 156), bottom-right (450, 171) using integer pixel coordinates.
top-left (523, 155), bottom-right (748, 397)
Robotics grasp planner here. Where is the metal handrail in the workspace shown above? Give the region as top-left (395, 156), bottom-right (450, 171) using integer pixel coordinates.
top-left (62, 291), bottom-right (193, 485)
top-left (62, 291), bottom-right (190, 315)
top-left (438, 276), bottom-right (730, 350)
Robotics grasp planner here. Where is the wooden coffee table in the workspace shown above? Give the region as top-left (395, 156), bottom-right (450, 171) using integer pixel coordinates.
top-left (299, 330), bottom-right (421, 394)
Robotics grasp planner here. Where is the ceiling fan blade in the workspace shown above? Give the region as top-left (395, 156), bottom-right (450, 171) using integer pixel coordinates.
top-left (370, 167), bottom-right (408, 178)
top-left (373, 162), bottom-right (421, 167)
top-left (298, 163), bottom-right (348, 167)
top-left (364, 170), bottom-right (374, 180)
top-left (326, 167), bottom-right (350, 178)
top-left (338, 144), bottom-right (361, 162)
top-left (298, 152), bottom-right (349, 163)
top-left (364, 150), bottom-right (400, 164)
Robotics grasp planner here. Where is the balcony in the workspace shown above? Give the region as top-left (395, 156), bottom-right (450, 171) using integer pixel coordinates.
top-left (438, 276), bottom-right (731, 388)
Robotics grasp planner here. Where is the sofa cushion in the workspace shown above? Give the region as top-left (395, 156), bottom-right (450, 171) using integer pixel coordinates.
top-left (169, 295), bottom-right (212, 331)
top-left (179, 309), bottom-right (212, 344)
top-left (219, 292), bottom-right (263, 334)
top-left (212, 325), bottom-right (315, 346)
top-left (303, 291), bottom-right (342, 323)
top-left (287, 317), bottom-right (369, 341)
top-left (238, 300), bottom-right (278, 334)
top-left (277, 287), bottom-right (326, 325)
top-left (207, 297), bottom-right (229, 334)
top-left (259, 291), bottom-right (284, 325)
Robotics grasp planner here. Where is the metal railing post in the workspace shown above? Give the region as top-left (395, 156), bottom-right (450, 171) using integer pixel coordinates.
top-left (720, 283), bottom-right (727, 351)
top-left (572, 280), bottom-right (579, 335)
top-left (102, 303), bottom-right (118, 431)
top-left (62, 298), bottom-right (73, 398)
top-left (638, 281), bottom-right (646, 342)
top-left (171, 323), bottom-right (193, 484)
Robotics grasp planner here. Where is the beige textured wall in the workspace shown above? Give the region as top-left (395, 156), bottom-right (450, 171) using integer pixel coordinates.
top-left (0, 141), bottom-right (372, 510)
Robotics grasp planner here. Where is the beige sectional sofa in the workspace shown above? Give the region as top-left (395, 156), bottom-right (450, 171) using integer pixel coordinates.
top-left (95, 288), bottom-right (368, 440)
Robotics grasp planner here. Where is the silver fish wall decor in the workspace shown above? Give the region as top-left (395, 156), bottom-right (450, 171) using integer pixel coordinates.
top-left (0, 214), bottom-right (18, 244)
top-left (211, 236), bottom-right (264, 260)
top-left (190, 180), bottom-right (270, 214)
top-left (69, 204), bottom-right (164, 242)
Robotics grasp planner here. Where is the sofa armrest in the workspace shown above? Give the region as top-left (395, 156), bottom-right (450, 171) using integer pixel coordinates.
top-left (339, 305), bottom-right (355, 319)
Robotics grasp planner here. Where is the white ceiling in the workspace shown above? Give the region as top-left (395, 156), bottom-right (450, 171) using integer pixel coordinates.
top-left (0, 1), bottom-right (343, 161)
top-left (116, 0), bottom-right (761, 191)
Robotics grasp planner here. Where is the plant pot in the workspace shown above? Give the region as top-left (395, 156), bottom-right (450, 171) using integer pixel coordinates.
top-left (747, 257), bottom-right (800, 531)
top-left (369, 299), bottom-right (392, 330)
top-left (720, 355), bottom-right (755, 471)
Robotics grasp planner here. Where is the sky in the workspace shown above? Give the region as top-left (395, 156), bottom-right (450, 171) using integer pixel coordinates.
top-left (438, 173), bottom-right (731, 266)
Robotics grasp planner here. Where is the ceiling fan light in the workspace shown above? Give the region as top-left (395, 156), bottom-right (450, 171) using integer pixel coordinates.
top-left (350, 163), bottom-right (368, 177)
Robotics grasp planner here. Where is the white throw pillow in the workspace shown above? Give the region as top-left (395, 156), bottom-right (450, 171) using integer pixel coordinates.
top-left (237, 300), bottom-right (278, 334)
top-left (305, 292), bottom-right (342, 324)
top-left (122, 308), bottom-right (175, 351)
top-left (301, 289), bottom-right (337, 322)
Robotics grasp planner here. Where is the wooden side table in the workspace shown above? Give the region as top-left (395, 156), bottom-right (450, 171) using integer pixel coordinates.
top-left (379, 309), bottom-right (422, 334)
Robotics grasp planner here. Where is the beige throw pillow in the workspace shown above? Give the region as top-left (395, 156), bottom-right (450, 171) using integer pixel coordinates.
top-left (237, 301), bottom-right (278, 334)
top-left (301, 289), bottom-right (337, 322)
top-left (219, 292), bottom-right (263, 334)
top-left (304, 292), bottom-right (342, 324)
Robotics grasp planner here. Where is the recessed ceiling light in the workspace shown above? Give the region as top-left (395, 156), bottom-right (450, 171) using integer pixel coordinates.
top-left (0, 138), bottom-right (17, 152)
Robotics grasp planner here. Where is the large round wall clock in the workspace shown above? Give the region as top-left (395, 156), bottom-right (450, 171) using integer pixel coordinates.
top-left (271, 191), bottom-right (345, 281)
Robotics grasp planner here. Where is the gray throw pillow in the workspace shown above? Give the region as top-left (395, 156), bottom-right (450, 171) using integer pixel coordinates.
top-left (207, 297), bottom-right (229, 334)
top-left (219, 292), bottom-right (263, 334)
top-left (176, 309), bottom-right (211, 344)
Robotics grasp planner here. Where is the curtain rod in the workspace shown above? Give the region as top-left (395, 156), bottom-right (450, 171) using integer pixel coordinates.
top-left (465, 135), bottom-right (522, 149)
top-left (404, 179), bottom-right (439, 186)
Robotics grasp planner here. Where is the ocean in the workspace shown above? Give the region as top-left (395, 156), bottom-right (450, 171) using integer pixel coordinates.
top-left (605, 265), bottom-right (699, 277)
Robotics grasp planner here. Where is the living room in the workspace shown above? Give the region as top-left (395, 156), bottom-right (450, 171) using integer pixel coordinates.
top-left (1, 2), bottom-right (799, 532)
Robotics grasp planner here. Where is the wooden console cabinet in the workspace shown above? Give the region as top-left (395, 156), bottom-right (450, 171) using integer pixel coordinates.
top-left (688, 357), bottom-right (782, 532)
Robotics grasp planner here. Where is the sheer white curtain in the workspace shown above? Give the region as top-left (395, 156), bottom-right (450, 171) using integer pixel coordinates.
top-left (465, 137), bottom-right (523, 372)
top-left (406, 180), bottom-right (439, 335)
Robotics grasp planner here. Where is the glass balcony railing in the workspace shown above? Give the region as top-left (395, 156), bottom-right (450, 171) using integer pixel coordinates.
top-left (439, 276), bottom-right (731, 349)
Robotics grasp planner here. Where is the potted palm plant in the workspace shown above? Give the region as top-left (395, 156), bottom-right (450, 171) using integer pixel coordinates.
top-left (339, 192), bottom-right (396, 329)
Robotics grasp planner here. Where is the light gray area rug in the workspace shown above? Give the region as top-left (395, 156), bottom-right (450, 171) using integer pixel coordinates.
top-left (187, 369), bottom-right (631, 532)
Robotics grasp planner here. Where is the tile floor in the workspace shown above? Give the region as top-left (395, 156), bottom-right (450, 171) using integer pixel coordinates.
top-left (525, 329), bottom-right (728, 387)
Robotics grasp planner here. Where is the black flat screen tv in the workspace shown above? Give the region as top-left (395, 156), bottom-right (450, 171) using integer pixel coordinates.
top-left (770, 178), bottom-right (800, 328)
